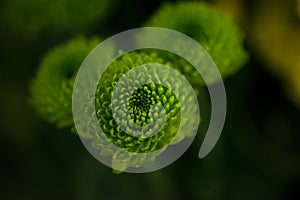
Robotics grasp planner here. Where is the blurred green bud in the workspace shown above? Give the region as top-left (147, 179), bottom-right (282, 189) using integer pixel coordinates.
top-left (29, 36), bottom-right (100, 128)
top-left (145, 1), bottom-right (249, 80)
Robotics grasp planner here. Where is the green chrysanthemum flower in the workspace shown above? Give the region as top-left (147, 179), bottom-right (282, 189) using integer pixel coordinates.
top-left (145, 1), bottom-right (248, 79)
top-left (95, 50), bottom-right (197, 153)
top-left (75, 50), bottom-right (199, 173)
top-left (29, 36), bottom-right (100, 128)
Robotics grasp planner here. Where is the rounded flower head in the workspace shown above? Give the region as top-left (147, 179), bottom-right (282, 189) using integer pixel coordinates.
top-left (95, 51), bottom-right (191, 153)
top-left (85, 50), bottom-right (200, 172)
top-left (29, 36), bottom-right (100, 128)
top-left (145, 1), bottom-right (248, 79)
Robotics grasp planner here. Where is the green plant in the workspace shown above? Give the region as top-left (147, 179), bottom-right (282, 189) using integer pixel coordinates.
top-left (88, 50), bottom-right (200, 173)
top-left (29, 2), bottom-right (248, 173)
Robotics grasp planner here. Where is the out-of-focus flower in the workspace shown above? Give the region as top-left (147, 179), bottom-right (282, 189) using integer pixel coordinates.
top-left (145, 1), bottom-right (249, 80)
top-left (29, 36), bottom-right (100, 128)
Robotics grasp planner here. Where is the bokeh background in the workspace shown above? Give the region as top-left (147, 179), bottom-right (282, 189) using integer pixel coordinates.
top-left (1, 0), bottom-right (300, 199)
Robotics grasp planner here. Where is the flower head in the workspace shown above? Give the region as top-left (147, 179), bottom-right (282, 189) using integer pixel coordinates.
top-left (29, 36), bottom-right (100, 128)
top-left (145, 1), bottom-right (248, 79)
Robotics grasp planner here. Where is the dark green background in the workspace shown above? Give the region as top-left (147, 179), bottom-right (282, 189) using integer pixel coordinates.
top-left (0, 0), bottom-right (299, 199)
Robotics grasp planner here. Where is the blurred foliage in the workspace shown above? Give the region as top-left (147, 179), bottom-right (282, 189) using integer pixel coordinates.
top-left (212, 0), bottom-right (300, 109)
top-left (248, 0), bottom-right (300, 109)
top-left (2, 0), bottom-right (116, 39)
top-left (0, 0), bottom-right (300, 199)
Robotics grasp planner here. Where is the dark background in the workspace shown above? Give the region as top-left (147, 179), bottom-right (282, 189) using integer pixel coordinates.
top-left (0, 0), bottom-right (300, 199)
